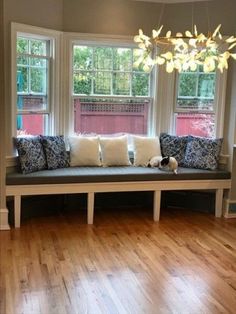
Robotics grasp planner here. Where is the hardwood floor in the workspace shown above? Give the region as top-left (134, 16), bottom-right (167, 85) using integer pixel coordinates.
top-left (1, 206), bottom-right (236, 314)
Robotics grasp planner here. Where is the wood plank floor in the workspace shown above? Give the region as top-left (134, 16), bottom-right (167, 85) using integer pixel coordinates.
top-left (1, 206), bottom-right (236, 314)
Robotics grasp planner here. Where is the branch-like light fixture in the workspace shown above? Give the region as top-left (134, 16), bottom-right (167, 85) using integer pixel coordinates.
top-left (134, 24), bottom-right (236, 73)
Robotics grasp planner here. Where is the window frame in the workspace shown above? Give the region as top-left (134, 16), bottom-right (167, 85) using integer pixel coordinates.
top-left (172, 68), bottom-right (227, 138)
top-left (11, 23), bottom-right (62, 139)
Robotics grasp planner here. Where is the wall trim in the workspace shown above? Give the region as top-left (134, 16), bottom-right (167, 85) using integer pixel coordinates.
top-left (6, 156), bottom-right (17, 167)
top-left (0, 208), bottom-right (10, 230)
top-left (223, 198), bottom-right (236, 218)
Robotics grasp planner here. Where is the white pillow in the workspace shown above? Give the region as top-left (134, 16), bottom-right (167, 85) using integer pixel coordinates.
top-left (99, 135), bottom-right (130, 166)
top-left (132, 135), bottom-right (161, 166)
top-left (69, 136), bottom-right (101, 166)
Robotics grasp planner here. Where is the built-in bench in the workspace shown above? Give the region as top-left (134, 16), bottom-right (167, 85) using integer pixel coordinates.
top-left (6, 166), bottom-right (231, 227)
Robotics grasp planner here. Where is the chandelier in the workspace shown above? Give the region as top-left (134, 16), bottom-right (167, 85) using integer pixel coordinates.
top-left (134, 24), bottom-right (236, 73)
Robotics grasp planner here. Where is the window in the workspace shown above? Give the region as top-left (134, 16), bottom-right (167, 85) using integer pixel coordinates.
top-left (16, 36), bottom-right (50, 136)
top-left (174, 67), bottom-right (216, 138)
top-left (72, 44), bottom-right (152, 135)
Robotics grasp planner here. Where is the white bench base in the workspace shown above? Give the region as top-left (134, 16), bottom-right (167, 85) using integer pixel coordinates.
top-left (6, 179), bottom-right (231, 228)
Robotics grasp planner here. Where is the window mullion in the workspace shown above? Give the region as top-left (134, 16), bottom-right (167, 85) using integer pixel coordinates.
top-left (91, 47), bottom-right (94, 94)
top-left (130, 49), bottom-right (133, 96)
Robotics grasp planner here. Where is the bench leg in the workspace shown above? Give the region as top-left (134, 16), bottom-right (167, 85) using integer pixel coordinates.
top-left (87, 192), bottom-right (94, 224)
top-left (215, 189), bottom-right (223, 218)
top-left (153, 190), bottom-right (161, 221)
top-left (14, 195), bottom-right (21, 228)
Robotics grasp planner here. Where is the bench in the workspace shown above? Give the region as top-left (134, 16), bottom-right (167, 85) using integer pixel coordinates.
top-left (6, 166), bottom-right (231, 227)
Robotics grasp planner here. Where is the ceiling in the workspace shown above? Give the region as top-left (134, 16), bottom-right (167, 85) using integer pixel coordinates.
top-left (134, 0), bottom-right (212, 3)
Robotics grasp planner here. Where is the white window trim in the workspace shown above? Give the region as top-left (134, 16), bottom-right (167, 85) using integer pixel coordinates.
top-left (63, 32), bottom-right (156, 137)
top-left (11, 22), bottom-right (62, 142)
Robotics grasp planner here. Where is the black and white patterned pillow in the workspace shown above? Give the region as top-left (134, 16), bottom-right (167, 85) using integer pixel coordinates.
top-left (40, 135), bottom-right (69, 170)
top-left (160, 133), bottom-right (189, 166)
top-left (15, 137), bottom-right (47, 174)
top-left (184, 136), bottom-right (223, 170)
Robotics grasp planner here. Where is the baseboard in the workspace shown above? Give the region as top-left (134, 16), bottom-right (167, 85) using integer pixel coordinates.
top-left (223, 198), bottom-right (236, 218)
top-left (0, 208), bottom-right (10, 230)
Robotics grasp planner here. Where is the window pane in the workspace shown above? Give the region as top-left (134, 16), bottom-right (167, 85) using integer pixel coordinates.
top-left (74, 98), bottom-right (149, 135)
top-left (133, 49), bottom-right (145, 72)
top-left (17, 37), bottom-right (28, 54)
top-left (132, 73), bottom-right (149, 96)
top-left (30, 39), bottom-right (46, 56)
top-left (94, 47), bottom-right (112, 70)
top-left (198, 74), bottom-right (215, 98)
top-left (113, 48), bottom-right (131, 71)
top-left (175, 113), bottom-right (215, 138)
top-left (94, 72), bottom-right (111, 94)
top-left (176, 99), bottom-right (214, 110)
top-left (17, 56), bottom-right (28, 65)
top-left (17, 95), bottom-right (47, 111)
top-left (178, 73), bottom-right (197, 97)
top-left (73, 72), bottom-right (92, 94)
top-left (113, 72), bottom-right (130, 95)
top-left (30, 57), bottom-right (47, 68)
top-left (73, 46), bottom-right (92, 70)
top-left (17, 68), bottom-right (28, 93)
top-left (17, 114), bottom-right (49, 136)
top-left (30, 68), bottom-right (47, 93)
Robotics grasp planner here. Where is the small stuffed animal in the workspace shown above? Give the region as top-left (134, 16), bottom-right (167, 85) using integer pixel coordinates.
top-left (159, 156), bottom-right (178, 175)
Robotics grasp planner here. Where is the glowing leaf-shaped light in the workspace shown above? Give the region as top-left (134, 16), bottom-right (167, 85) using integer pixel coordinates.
top-left (228, 42), bottom-right (236, 50)
top-left (152, 25), bottom-right (163, 38)
top-left (162, 52), bottom-right (173, 60)
top-left (176, 32), bottom-right (183, 37)
top-left (143, 64), bottom-right (151, 72)
top-left (166, 30), bottom-right (171, 38)
top-left (173, 59), bottom-right (182, 72)
top-left (166, 61), bottom-right (174, 73)
top-left (139, 29), bottom-right (144, 36)
top-left (212, 24), bottom-right (222, 38)
top-left (189, 38), bottom-right (197, 48)
top-left (226, 36), bottom-right (236, 43)
top-left (231, 53), bottom-right (236, 60)
top-left (185, 30), bottom-right (193, 37)
top-left (138, 43), bottom-right (146, 50)
top-left (194, 25), bottom-right (198, 37)
top-left (156, 56), bottom-right (165, 65)
top-left (134, 35), bottom-right (142, 43)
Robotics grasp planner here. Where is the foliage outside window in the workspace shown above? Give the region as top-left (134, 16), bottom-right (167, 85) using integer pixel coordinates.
top-left (175, 67), bottom-right (216, 138)
top-left (72, 45), bottom-right (152, 135)
top-left (16, 36), bottom-right (50, 136)
top-left (73, 45), bottom-right (150, 97)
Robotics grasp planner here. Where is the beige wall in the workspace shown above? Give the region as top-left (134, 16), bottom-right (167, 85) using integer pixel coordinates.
top-left (63, 0), bottom-right (165, 35)
top-left (4, 0), bottom-right (63, 31)
top-left (163, 0), bottom-right (236, 35)
top-left (231, 147), bottom-right (236, 199)
top-left (62, 0), bottom-right (236, 37)
top-left (0, 0), bottom-right (6, 208)
top-left (224, 62), bottom-right (236, 151)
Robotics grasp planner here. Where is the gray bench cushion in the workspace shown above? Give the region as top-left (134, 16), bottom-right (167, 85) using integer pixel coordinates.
top-left (6, 166), bottom-right (231, 185)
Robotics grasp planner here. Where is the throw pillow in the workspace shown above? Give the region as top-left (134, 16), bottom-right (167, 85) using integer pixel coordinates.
top-left (40, 135), bottom-right (69, 170)
top-left (69, 136), bottom-right (101, 166)
top-left (14, 136), bottom-right (47, 174)
top-left (99, 135), bottom-right (130, 166)
top-left (160, 133), bottom-right (189, 166)
top-left (184, 136), bottom-right (223, 170)
top-left (132, 135), bottom-right (161, 166)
